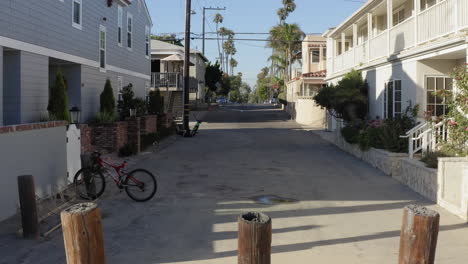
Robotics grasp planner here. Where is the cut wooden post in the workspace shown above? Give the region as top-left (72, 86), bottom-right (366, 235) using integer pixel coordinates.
top-left (61, 203), bottom-right (105, 264)
top-left (398, 205), bottom-right (440, 264)
top-left (80, 154), bottom-right (96, 199)
top-left (17, 175), bottom-right (39, 239)
top-left (238, 212), bottom-right (272, 264)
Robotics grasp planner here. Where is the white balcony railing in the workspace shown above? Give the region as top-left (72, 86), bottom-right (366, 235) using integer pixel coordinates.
top-left (354, 43), bottom-right (366, 66)
top-left (334, 54), bottom-right (344, 73)
top-left (390, 17), bottom-right (415, 54)
top-left (151, 72), bottom-right (183, 90)
top-left (343, 50), bottom-right (354, 70)
top-left (418, 0), bottom-right (455, 44)
top-left (370, 32), bottom-right (387, 60)
top-left (459, 0), bottom-right (468, 30)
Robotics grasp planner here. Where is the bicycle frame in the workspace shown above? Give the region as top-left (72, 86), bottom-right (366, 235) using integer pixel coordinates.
top-left (96, 157), bottom-right (127, 185)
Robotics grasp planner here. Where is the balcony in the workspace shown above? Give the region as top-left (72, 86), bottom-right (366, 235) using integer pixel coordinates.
top-left (151, 72), bottom-right (183, 91)
top-left (328, 0), bottom-right (468, 77)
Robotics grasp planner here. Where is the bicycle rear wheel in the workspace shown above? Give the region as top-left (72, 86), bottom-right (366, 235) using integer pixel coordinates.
top-left (73, 168), bottom-right (106, 200)
top-left (124, 169), bottom-right (157, 202)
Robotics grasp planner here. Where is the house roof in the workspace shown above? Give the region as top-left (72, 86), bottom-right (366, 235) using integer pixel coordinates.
top-left (302, 70), bottom-right (327, 78)
top-left (151, 40), bottom-right (208, 62)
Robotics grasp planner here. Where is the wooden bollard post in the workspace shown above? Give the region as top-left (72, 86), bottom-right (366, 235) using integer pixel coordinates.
top-left (398, 205), bottom-right (440, 264)
top-left (238, 212), bottom-right (272, 264)
top-left (61, 203), bottom-right (105, 264)
top-left (17, 175), bottom-right (39, 239)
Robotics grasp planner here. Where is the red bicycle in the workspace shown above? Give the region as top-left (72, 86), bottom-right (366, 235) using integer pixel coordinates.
top-left (73, 151), bottom-right (157, 202)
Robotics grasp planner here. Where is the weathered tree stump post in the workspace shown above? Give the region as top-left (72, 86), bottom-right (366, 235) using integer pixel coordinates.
top-left (17, 175), bottom-right (39, 239)
top-left (398, 205), bottom-right (440, 264)
top-left (80, 154), bottom-right (96, 199)
top-left (61, 203), bottom-right (105, 264)
top-left (238, 212), bottom-right (272, 264)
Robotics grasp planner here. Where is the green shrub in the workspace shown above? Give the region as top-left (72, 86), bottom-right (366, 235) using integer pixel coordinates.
top-left (47, 68), bottom-right (71, 122)
top-left (421, 151), bottom-right (454, 169)
top-left (133, 97), bottom-right (147, 117)
top-left (118, 143), bottom-right (137, 157)
top-left (148, 89), bottom-right (163, 115)
top-left (341, 124), bottom-right (361, 144)
top-left (100, 79), bottom-right (116, 114)
top-left (92, 111), bottom-right (118, 124)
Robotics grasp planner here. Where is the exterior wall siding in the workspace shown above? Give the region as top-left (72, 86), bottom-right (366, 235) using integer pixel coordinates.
top-left (0, 46), bottom-right (3, 125)
top-left (20, 51), bottom-right (49, 123)
top-left (81, 65), bottom-right (146, 122)
top-left (0, 0), bottom-right (151, 76)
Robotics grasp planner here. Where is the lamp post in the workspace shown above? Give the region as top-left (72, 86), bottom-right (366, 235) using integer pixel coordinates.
top-left (69, 107), bottom-right (81, 125)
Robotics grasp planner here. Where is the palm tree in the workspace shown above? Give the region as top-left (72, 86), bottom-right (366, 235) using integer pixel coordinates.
top-left (229, 58), bottom-right (238, 76)
top-left (278, 0), bottom-right (296, 23)
top-left (219, 27), bottom-right (235, 73)
top-left (213, 14), bottom-right (224, 69)
top-left (268, 23), bottom-right (304, 82)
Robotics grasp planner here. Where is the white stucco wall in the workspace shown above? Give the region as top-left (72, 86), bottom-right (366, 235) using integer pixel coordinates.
top-left (0, 124), bottom-right (68, 221)
top-left (295, 99), bottom-right (326, 128)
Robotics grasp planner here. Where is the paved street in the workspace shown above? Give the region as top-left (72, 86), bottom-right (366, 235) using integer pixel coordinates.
top-left (2, 104), bottom-right (468, 264)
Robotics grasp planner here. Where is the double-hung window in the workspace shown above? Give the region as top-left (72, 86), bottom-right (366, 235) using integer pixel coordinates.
top-left (72, 0), bottom-right (82, 30)
top-left (127, 13), bottom-right (133, 50)
top-left (99, 25), bottom-right (107, 70)
top-left (392, 7), bottom-right (405, 26)
top-left (384, 80), bottom-right (402, 118)
top-left (145, 26), bottom-right (150, 58)
top-left (118, 6), bottom-right (123, 47)
top-left (311, 48), bottom-right (320, 63)
top-left (420, 0), bottom-right (436, 11)
top-left (426, 76), bottom-right (453, 116)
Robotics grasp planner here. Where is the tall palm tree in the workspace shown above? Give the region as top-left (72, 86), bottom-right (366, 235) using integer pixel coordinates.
top-left (230, 58), bottom-right (238, 76)
top-left (213, 14), bottom-right (224, 70)
top-left (278, 0), bottom-right (296, 23)
top-left (219, 27), bottom-right (235, 73)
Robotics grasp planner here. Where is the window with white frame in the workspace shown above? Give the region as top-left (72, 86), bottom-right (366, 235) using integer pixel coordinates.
top-left (392, 7), bottom-right (405, 26)
top-left (426, 76), bottom-right (453, 116)
top-left (118, 6), bottom-right (123, 47)
top-left (72, 0), bottom-right (82, 30)
top-left (99, 25), bottom-right (106, 69)
top-left (127, 13), bottom-right (133, 50)
top-left (384, 80), bottom-right (402, 118)
top-left (145, 26), bottom-right (150, 58)
top-left (420, 0), bottom-right (436, 11)
top-left (311, 48), bottom-right (320, 63)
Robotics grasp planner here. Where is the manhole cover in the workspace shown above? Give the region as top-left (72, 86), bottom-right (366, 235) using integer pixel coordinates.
top-left (250, 195), bottom-right (298, 205)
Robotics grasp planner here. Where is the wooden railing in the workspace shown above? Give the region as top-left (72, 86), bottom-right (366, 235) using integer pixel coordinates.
top-left (370, 32), bottom-right (387, 60)
top-left (151, 72), bottom-right (183, 90)
top-left (354, 43), bottom-right (366, 66)
top-left (390, 17), bottom-right (415, 54)
top-left (459, 0), bottom-right (468, 30)
top-left (418, 0), bottom-right (455, 44)
top-left (401, 121), bottom-right (447, 159)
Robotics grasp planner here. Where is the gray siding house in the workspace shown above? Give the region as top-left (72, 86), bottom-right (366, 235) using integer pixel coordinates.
top-left (0, 0), bottom-right (152, 124)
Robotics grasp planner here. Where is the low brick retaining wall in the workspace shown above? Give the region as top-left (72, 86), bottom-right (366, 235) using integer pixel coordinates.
top-left (140, 115), bottom-right (157, 135)
top-left (90, 122), bottom-right (128, 153)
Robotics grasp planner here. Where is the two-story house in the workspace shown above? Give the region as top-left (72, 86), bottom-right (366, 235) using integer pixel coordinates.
top-left (150, 39), bottom-right (207, 120)
top-left (325, 0), bottom-right (467, 123)
top-left (286, 35), bottom-right (327, 127)
top-left (0, 0), bottom-right (152, 124)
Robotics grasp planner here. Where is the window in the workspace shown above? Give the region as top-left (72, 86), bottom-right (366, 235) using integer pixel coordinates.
top-left (99, 25), bottom-right (106, 70)
top-left (311, 49), bottom-right (320, 63)
top-left (426, 76), bottom-right (452, 116)
top-left (384, 80), bottom-right (402, 118)
top-left (393, 7), bottom-right (405, 26)
top-left (72, 0), bottom-right (82, 30)
top-left (117, 76), bottom-right (123, 102)
top-left (127, 13), bottom-right (133, 50)
top-left (145, 26), bottom-right (150, 58)
top-left (118, 6), bottom-right (123, 47)
top-left (358, 24), bottom-right (368, 45)
top-left (420, 0), bottom-right (436, 11)
top-left (322, 48), bottom-right (327, 61)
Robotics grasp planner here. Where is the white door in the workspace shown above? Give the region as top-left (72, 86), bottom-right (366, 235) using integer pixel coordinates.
top-left (66, 125), bottom-right (82, 183)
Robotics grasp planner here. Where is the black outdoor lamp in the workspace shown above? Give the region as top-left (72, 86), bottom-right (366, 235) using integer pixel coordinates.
top-left (69, 106), bottom-right (81, 124)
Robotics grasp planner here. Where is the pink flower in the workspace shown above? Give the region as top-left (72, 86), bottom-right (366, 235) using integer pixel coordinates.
top-left (466, 127), bottom-right (468, 132)
top-left (448, 120), bottom-right (458, 126)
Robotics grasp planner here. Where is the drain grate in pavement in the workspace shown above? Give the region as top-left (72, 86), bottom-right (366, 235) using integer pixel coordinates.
top-left (250, 195), bottom-right (298, 205)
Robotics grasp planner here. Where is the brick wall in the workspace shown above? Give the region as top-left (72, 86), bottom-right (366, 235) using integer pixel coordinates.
top-left (79, 124), bottom-right (93, 154)
top-left (140, 115), bottom-right (157, 135)
top-left (127, 117), bottom-right (141, 153)
top-left (90, 122), bottom-right (128, 153)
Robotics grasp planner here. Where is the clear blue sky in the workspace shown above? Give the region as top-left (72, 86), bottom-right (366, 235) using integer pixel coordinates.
top-left (147, 0), bottom-right (363, 87)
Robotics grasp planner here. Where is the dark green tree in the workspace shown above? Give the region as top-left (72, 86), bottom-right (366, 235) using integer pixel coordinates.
top-left (100, 79), bottom-right (116, 114)
top-left (148, 89), bottom-right (163, 115)
top-left (205, 61), bottom-right (223, 92)
top-left (47, 68), bottom-right (71, 122)
top-left (117, 83), bottom-right (135, 118)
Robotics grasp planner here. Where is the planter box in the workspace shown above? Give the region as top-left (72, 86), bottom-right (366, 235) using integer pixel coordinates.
top-left (438, 157), bottom-right (468, 221)
top-left (398, 158), bottom-right (438, 202)
top-left (90, 122), bottom-right (128, 153)
top-left (332, 131), bottom-right (407, 176)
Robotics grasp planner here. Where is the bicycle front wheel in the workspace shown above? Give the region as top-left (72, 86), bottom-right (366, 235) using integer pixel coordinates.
top-left (73, 168), bottom-right (106, 200)
top-left (124, 169), bottom-right (157, 202)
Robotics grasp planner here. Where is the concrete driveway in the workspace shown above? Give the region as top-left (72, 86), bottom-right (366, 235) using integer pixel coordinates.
top-left (1, 104), bottom-right (468, 263)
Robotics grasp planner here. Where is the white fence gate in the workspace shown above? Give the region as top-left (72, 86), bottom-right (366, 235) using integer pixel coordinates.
top-left (66, 125), bottom-right (82, 183)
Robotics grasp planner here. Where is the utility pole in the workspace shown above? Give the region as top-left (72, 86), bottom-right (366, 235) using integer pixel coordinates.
top-left (202, 6), bottom-right (226, 55)
top-left (183, 0), bottom-right (192, 132)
